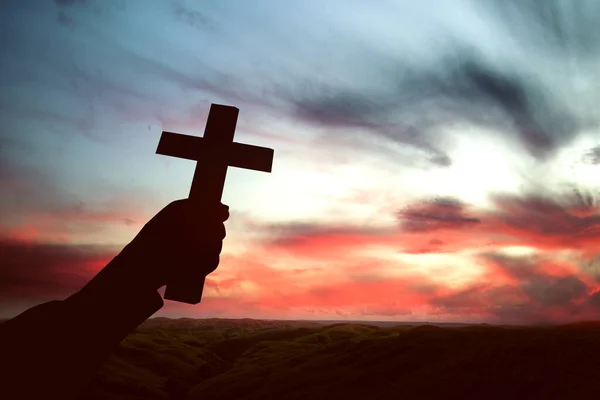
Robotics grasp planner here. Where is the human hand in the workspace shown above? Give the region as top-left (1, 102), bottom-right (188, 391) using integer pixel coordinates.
top-left (87, 199), bottom-right (229, 297)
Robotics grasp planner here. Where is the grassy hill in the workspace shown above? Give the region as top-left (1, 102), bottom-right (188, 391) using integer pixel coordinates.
top-left (75, 318), bottom-right (600, 400)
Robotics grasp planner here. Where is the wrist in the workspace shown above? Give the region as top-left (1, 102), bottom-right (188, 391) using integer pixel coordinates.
top-left (68, 254), bottom-right (165, 326)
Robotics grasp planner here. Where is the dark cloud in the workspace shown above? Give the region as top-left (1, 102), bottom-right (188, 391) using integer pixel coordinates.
top-left (430, 284), bottom-right (493, 310)
top-left (396, 197), bottom-right (480, 232)
top-left (522, 275), bottom-right (588, 307)
top-left (395, 190), bottom-right (600, 252)
top-left (274, 0), bottom-right (600, 165)
top-left (428, 283), bottom-right (560, 324)
top-left (486, 0), bottom-right (600, 58)
top-left (489, 190), bottom-right (600, 239)
top-left (583, 146), bottom-right (600, 165)
top-left (55, 0), bottom-right (87, 5)
top-left (8, 0), bottom-right (598, 170)
top-left (484, 253), bottom-right (540, 281)
top-left (56, 11), bottom-right (74, 26)
top-left (262, 187), bottom-right (600, 259)
top-left (430, 253), bottom-right (596, 323)
top-left (0, 236), bottom-right (115, 303)
top-left (172, 2), bottom-right (216, 30)
top-left (484, 253), bottom-right (589, 307)
top-left (589, 291), bottom-right (600, 308)
top-left (280, 80), bottom-right (454, 167)
top-left (453, 61), bottom-right (562, 159)
top-left (286, 50), bottom-right (580, 163)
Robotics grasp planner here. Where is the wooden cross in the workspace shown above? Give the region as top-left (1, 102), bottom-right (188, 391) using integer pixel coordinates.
top-left (156, 104), bottom-right (274, 304)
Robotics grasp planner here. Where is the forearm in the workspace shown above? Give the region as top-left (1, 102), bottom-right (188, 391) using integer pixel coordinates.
top-left (1, 254), bottom-right (164, 400)
top-left (64, 253), bottom-right (165, 358)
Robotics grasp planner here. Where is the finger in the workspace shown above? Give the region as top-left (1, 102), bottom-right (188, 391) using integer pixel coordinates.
top-left (177, 226), bottom-right (224, 254)
top-left (198, 250), bottom-right (221, 275)
top-left (176, 245), bottom-right (222, 277)
top-left (220, 203), bottom-right (230, 222)
top-left (219, 222), bottom-right (226, 240)
top-left (186, 220), bottom-right (226, 243)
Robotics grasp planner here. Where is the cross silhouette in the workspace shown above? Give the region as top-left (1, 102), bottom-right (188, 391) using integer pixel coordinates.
top-left (156, 103), bottom-right (274, 304)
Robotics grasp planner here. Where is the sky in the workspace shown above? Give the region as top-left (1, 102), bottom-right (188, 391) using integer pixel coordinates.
top-left (2, 0), bottom-right (600, 324)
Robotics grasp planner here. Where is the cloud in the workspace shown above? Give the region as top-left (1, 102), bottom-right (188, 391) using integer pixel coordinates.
top-left (0, 230), bottom-right (431, 320)
top-left (164, 246), bottom-right (600, 323)
top-left (484, 253), bottom-right (590, 306)
top-left (56, 11), bottom-right (74, 27)
top-left (0, 156), bottom-right (152, 243)
top-left (244, 187), bottom-right (600, 323)
top-left (523, 275), bottom-right (587, 307)
top-left (9, 0), bottom-right (599, 171)
top-left (277, 78), bottom-right (455, 167)
top-left (589, 291), bottom-right (600, 308)
top-left (281, 45), bottom-right (583, 165)
top-left (171, 2), bottom-right (216, 31)
top-left (391, 190), bottom-right (600, 253)
top-left (428, 252), bottom-right (599, 323)
top-left (263, 224), bottom-right (401, 260)
top-left (429, 284), bottom-right (523, 312)
top-left (153, 252), bottom-right (435, 319)
top-left (262, 217), bottom-right (492, 257)
top-left (583, 146), bottom-right (600, 165)
top-left (266, 0), bottom-right (600, 166)
top-left (485, 0), bottom-right (600, 58)
top-left (4, 190), bottom-right (600, 324)
top-left (485, 190), bottom-right (600, 252)
top-left (0, 236), bottom-right (115, 307)
top-left (55, 0), bottom-right (87, 6)
top-left (7, 0), bottom-right (600, 162)
top-left (396, 197), bottom-right (481, 233)
top-left (254, 186), bottom-right (600, 262)
top-left (220, 263), bottom-right (432, 318)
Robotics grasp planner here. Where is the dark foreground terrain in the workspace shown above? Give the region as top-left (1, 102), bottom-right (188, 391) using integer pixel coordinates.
top-left (65, 319), bottom-right (600, 399)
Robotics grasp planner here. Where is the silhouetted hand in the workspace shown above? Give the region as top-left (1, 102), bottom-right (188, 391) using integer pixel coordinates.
top-left (81, 199), bottom-right (230, 299)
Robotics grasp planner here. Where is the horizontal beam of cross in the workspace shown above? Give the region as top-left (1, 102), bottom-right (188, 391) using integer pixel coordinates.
top-left (157, 131), bottom-right (273, 173)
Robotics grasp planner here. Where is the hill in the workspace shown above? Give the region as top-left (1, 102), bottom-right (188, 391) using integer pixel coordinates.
top-left (71, 318), bottom-right (600, 399)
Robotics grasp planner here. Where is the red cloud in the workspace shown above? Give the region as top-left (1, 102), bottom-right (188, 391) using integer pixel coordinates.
top-left (4, 228), bottom-right (600, 324)
top-left (4, 188), bottom-right (600, 325)
top-left (0, 236), bottom-right (116, 308)
top-left (397, 197), bottom-right (481, 232)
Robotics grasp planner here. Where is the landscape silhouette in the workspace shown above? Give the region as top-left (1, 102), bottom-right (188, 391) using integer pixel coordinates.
top-left (4, 1), bottom-right (600, 399)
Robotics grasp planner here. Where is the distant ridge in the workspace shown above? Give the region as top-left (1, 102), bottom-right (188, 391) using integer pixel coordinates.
top-left (146, 317), bottom-right (525, 328)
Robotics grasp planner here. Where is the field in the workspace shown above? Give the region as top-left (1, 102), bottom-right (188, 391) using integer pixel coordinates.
top-left (72, 318), bottom-right (600, 399)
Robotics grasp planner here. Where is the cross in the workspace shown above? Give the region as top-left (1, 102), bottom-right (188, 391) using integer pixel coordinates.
top-left (156, 103), bottom-right (274, 304)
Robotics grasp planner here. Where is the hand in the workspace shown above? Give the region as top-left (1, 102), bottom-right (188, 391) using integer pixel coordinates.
top-left (121, 199), bottom-right (230, 292)
top-left (85, 199), bottom-right (229, 297)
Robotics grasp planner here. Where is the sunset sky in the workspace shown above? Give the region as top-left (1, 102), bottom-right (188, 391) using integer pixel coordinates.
top-left (2, 0), bottom-right (600, 324)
